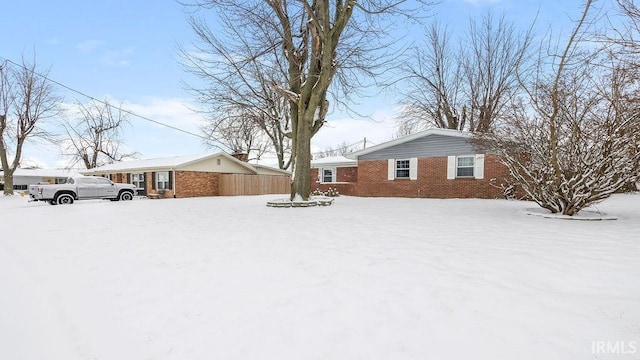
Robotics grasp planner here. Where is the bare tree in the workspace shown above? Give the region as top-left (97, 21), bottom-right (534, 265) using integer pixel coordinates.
top-left (477, 0), bottom-right (640, 216)
top-left (315, 140), bottom-right (360, 159)
top-left (397, 12), bottom-right (533, 134)
top-left (61, 99), bottom-right (136, 169)
top-left (181, 15), bottom-right (293, 169)
top-left (615, 0), bottom-right (640, 59)
top-left (201, 108), bottom-right (271, 162)
top-left (614, 0), bottom-right (640, 189)
top-left (397, 22), bottom-right (466, 134)
top-left (0, 57), bottom-right (60, 195)
top-left (183, 0), bottom-right (435, 200)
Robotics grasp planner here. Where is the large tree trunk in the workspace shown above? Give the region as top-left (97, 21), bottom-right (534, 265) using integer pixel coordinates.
top-left (2, 170), bottom-right (14, 195)
top-left (0, 131), bottom-right (15, 195)
top-left (291, 115), bottom-right (312, 200)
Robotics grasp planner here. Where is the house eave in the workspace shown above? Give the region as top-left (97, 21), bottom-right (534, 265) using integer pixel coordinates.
top-left (346, 128), bottom-right (471, 160)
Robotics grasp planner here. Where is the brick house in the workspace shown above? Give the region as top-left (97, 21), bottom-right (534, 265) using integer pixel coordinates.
top-left (82, 153), bottom-right (290, 198)
top-left (312, 129), bottom-right (509, 199)
top-left (310, 156), bottom-right (358, 196)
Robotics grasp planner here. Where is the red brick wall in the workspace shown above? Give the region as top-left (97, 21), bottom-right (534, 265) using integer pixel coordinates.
top-left (310, 166), bottom-right (358, 196)
top-left (337, 166), bottom-right (358, 183)
top-left (356, 155), bottom-right (509, 199)
top-left (110, 173), bottom-right (130, 184)
top-left (175, 171), bottom-right (219, 198)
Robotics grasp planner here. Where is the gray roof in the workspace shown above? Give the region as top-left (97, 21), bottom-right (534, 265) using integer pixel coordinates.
top-left (347, 128), bottom-right (472, 160)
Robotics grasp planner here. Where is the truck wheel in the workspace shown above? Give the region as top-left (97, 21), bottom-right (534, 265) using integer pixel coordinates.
top-left (119, 191), bottom-right (134, 201)
top-left (56, 193), bottom-right (74, 205)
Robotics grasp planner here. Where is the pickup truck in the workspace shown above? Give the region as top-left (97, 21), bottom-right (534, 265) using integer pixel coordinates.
top-left (29, 176), bottom-right (137, 205)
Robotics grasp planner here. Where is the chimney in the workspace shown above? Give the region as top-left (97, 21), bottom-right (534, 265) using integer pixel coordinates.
top-left (231, 152), bottom-right (249, 162)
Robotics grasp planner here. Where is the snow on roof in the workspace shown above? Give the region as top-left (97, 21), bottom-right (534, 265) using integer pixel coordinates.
top-left (82, 153), bottom-right (288, 175)
top-left (1, 168), bottom-right (78, 178)
top-left (347, 128), bottom-right (471, 159)
top-left (311, 156), bottom-right (357, 167)
top-left (83, 154), bottom-right (223, 173)
top-left (252, 164), bottom-right (291, 175)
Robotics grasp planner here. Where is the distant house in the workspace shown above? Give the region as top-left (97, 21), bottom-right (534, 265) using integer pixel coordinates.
top-left (310, 129), bottom-right (509, 199)
top-left (82, 153), bottom-right (290, 198)
top-left (0, 168), bottom-right (76, 191)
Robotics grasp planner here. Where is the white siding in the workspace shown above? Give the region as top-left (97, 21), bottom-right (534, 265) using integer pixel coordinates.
top-left (359, 134), bottom-right (476, 160)
top-left (447, 156), bottom-right (456, 180)
top-left (387, 159), bottom-right (395, 180)
top-left (409, 158), bottom-right (418, 180)
top-left (181, 155), bottom-right (254, 174)
top-left (475, 154), bottom-right (485, 179)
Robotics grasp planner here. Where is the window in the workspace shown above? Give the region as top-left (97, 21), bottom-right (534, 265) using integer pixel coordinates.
top-left (131, 173), bottom-right (144, 189)
top-left (13, 184), bottom-right (27, 190)
top-left (395, 159), bottom-right (410, 178)
top-left (456, 156), bottom-right (475, 177)
top-left (156, 171), bottom-right (170, 190)
top-left (95, 177), bottom-right (112, 185)
top-left (321, 168), bottom-right (335, 183)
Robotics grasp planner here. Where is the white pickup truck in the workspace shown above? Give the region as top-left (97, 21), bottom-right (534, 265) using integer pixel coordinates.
top-left (29, 176), bottom-right (137, 205)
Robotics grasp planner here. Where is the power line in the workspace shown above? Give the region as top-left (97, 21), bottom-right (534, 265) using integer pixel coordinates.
top-left (2, 56), bottom-right (375, 158)
top-left (0, 56), bottom-right (227, 151)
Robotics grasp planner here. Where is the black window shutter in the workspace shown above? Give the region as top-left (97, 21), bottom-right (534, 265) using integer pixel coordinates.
top-left (168, 171), bottom-right (173, 189)
top-left (151, 172), bottom-right (156, 190)
top-left (143, 173), bottom-right (147, 191)
top-left (126, 173), bottom-right (131, 183)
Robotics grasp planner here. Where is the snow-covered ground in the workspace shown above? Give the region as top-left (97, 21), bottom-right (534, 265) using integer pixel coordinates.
top-left (1, 193), bottom-right (638, 360)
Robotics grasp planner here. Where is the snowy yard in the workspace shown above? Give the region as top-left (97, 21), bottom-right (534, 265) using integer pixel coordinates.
top-left (1, 193), bottom-right (639, 360)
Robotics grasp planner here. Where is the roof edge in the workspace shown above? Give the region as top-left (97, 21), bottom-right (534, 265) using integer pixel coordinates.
top-left (346, 128), bottom-right (471, 159)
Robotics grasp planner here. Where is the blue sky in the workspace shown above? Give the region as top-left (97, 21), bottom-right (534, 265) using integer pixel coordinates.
top-left (0, 0), bottom-right (607, 168)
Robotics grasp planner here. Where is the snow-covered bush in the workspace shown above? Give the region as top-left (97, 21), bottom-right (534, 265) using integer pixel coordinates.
top-left (310, 187), bottom-right (340, 197)
top-left (324, 187), bottom-right (340, 197)
top-left (477, 5), bottom-right (640, 216)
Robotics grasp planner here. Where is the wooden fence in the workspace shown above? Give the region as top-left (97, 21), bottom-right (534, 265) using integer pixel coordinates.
top-left (218, 174), bottom-right (290, 196)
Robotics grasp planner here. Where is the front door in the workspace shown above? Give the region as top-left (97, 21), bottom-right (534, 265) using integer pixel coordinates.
top-left (76, 177), bottom-right (97, 198)
top-left (95, 177), bottom-right (117, 198)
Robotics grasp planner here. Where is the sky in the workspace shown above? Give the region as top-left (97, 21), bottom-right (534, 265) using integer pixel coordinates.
top-left (0, 0), bottom-right (614, 169)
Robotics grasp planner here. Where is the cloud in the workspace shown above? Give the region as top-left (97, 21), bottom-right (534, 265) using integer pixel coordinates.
top-left (20, 156), bottom-right (50, 169)
top-left (21, 97), bottom-right (404, 168)
top-left (102, 47), bottom-right (134, 67)
top-left (311, 107), bottom-right (399, 154)
top-left (76, 39), bottom-right (104, 53)
top-left (119, 97), bottom-right (208, 157)
top-left (123, 97), bottom-right (204, 132)
top-left (76, 41), bottom-right (134, 67)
